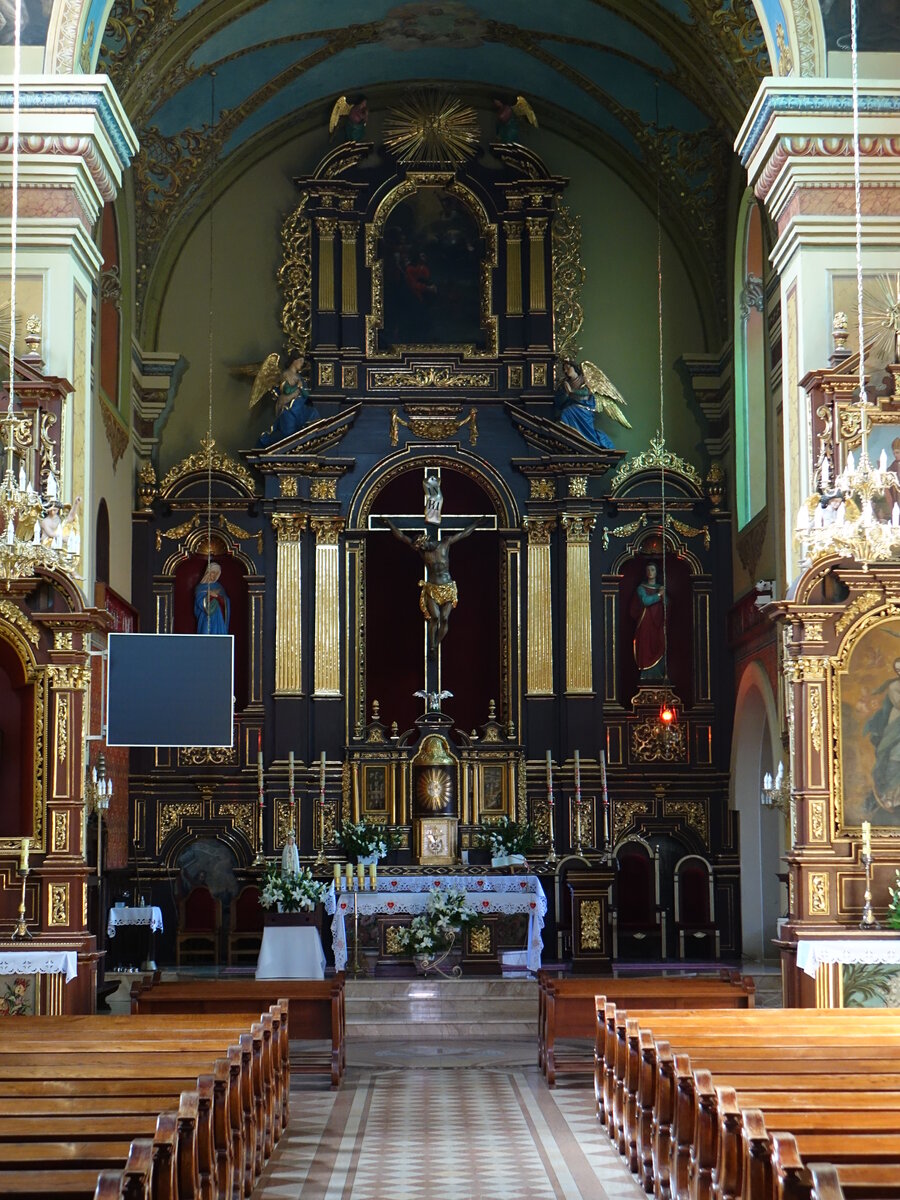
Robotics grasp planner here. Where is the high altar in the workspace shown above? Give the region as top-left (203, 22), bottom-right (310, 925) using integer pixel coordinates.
top-left (0, 100), bottom-right (741, 984)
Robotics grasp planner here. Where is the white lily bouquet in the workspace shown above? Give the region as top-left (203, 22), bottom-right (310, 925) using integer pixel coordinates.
top-left (260, 863), bottom-right (328, 913)
top-left (335, 819), bottom-right (398, 863)
top-left (393, 885), bottom-right (481, 955)
top-left (480, 816), bottom-right (536, 866)
top-left (888, 868), bottom-right (900, 930)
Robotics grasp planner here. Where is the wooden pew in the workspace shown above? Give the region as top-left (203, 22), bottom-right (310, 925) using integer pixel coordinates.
top-left (131, 976), bottom-right (345, 1087)
top-left (540, 971), bottom-right (755, 1086)
top-left (596, 1005), bottom-right (900, 1200)
top-left (0, 1006), bottom-right (287, 1200)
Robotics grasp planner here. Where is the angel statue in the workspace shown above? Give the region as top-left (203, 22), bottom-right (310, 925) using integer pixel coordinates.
top-left (554, 358), bottom-right (631, 449)
top-left (329, 94), bottom-right (368, 142)
top-left (251, 351), bottom-right (320, 448)
top-left (493, 95), bottom-right (537, 143)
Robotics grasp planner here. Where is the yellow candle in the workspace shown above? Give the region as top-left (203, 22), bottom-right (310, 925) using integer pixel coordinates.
top-left (345, 862), bottom-right (352, 888)
top-left (369, 862), bottom-right (377, 888)
top-left (19, 837), bottom-right (29, 871)
top-left (333, 862), bottom-right (341, 888)
top-left (356, 862), bottom-right (364, 887)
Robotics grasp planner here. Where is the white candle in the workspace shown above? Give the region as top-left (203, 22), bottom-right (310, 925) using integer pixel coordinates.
top-left (546, 749), bottom-right (552, 786)
top-left (19, 837), bottom-right (29, 870)
top-left (600, 750), bottom-right (608, 796)
top-left (574, 749), bottom-right (581, 792)
top-left (288, 750), bottom-right (295, 794)
top-left (320, 750), bottom-right (326, 791)
top-left (862, 820), bottom-right (872, 858)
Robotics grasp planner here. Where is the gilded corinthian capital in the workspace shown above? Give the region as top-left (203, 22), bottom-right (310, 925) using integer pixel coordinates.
top-left (271, 513), bottom-right (308, 541)
top-left (311, 516), bottom-right (345, 545)
top-left (523, 515), bottom-right (556, 545)
top-left (561, 513), bottom-right (596, 544)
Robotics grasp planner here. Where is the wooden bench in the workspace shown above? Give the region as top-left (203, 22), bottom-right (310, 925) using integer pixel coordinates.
top-left (595, 1004), bottom-right (900, 1200)
top-left (0, 1006), bottom-right (287, 1199)
top-left (131, 975), bottom-right (345, 1087)
top-left (539, 971), bottom-right (755, 1086)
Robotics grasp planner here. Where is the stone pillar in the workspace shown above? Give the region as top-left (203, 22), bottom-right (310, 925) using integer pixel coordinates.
top-left (0, 78), bottom-right (137, 596)
top-left (736, 79), bottom-right (900, 582)
top-left (271, 513), bottom-right (308, 695)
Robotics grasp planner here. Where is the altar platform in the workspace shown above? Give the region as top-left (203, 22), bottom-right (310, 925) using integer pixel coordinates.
top-left (343, 977), bottom-right (537, 1039)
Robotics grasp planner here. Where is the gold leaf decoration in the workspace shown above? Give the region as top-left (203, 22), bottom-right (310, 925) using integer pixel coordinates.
top-left (384, 91), bottom-right (480, 164)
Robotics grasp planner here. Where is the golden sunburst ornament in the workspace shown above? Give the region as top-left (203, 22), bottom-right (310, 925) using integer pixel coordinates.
top-left (862, 272), bottom-right (900, 364)
top-left (416, 767), bottom-right (453, 812)
top-left (384, 91), bottom-right (480, 165)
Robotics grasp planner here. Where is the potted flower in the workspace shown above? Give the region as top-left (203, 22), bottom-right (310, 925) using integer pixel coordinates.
top-left (335, 819), bottom-right (398, 865)
top-left (479, 816), bottom-right (536, 869)
top-left (392, 885), bottom-right (481, 977)
top-left (887, 870), bottom-right (900, 930)
top-left (260, 863), bottom-right (328, 916)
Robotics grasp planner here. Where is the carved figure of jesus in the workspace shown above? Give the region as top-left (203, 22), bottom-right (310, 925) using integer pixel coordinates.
top-left (385, 517), bottom-right (481, 650)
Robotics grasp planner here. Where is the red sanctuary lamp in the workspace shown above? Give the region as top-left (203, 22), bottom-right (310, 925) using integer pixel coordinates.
top-left (658, 698), bottom-right (677, 728)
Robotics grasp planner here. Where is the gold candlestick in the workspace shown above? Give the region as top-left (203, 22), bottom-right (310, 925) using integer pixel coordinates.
top-left (314, 756), bottom-right (329, 867)
top-left (10, 865), bottom-right (31, 940)
top-left (544, 755), bottom-right (558, 868)
top-left (860, 852), bottom-right (880, 929)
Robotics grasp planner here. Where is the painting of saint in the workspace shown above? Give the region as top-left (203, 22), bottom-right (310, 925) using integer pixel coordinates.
top-left (380, 187), bottom-right (484, 350)
top-left (840, 618), bottom-right (900, 827)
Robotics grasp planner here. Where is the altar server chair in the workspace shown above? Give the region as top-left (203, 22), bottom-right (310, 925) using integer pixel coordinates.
top-left (228, 884), bottom-right (264, 965)
top-left (176, 884), bottom-right (222, 965)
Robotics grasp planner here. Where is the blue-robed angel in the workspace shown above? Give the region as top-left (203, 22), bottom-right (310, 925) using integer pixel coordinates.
top-left (252, 351), bottom-right (320, 448)
top-left (554, 359), bottom-right (631, 449)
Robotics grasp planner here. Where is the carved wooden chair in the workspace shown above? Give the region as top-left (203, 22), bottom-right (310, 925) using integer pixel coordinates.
top-left (610, 837), bottom-right (664, 960)
top-left (227, 884), bottom-right (264, 966)
top-left (673, 854), bottom-right (719, 959)
top-left (176, 884), bottom-right (221, 966)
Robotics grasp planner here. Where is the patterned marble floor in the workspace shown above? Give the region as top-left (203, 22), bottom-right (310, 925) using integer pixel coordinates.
top-left (258, 1040), bottom-right (645, 1199)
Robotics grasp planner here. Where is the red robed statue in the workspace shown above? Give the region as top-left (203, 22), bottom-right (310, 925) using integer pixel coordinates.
top-left (631, 562), bottom-right (667, 680)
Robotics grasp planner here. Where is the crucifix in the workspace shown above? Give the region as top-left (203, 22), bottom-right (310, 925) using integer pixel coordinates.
top-left (370, 467), bottom-right (496, 711)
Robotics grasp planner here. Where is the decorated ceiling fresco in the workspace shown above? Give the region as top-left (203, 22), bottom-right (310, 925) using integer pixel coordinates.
top-left (95, 0), bottom-right (771, 332)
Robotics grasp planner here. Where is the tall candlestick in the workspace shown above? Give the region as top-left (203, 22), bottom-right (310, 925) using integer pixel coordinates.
top-left (600, 749), bottom-right (610, 848)
top-left (545, 751), bottom-right (557, 866)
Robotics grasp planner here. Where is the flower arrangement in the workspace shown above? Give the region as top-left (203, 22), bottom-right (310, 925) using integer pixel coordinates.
top-left (335, 819), bottom-right (398, 863)
top-left (479, 816), bottom-right (536, 859)
top-left (392, 885), bottom-right (481, 956)
top-left (260, 864), bottom-right (328, 913)
top-left (887, 869), bottom-right (900, 930)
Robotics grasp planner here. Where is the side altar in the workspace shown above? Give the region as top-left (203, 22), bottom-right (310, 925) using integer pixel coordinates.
top-left (127, 96), bottom-right (741, 969)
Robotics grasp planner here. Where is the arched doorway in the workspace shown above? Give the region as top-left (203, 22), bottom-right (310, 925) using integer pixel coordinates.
top-left (731, 661), bottom-right (784, 961)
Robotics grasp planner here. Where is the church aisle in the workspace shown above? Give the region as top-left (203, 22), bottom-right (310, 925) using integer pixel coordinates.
top-left (258, 1040), bottom-right (645, 1199)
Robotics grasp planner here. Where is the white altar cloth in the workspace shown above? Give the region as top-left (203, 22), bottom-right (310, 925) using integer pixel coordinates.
top-left (255, 926), bottom-right (326, 980)
top-left (0, 949), bottom-right (77, 982)
top-left (107, 905), bottom-right (164, 938)
top-left (797, 937), bottom-right (900, 978)
top-left (324, 874), bottom-right (547, 973)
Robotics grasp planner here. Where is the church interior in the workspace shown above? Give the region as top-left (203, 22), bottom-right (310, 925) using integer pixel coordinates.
top-left (2, 0), bottom-right (900, 1196)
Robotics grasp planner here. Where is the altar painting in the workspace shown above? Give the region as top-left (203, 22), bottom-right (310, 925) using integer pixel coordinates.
top-left (380, 187), bottom-right (484, 350)
top-left (840, 617), bottom-right (900, 828)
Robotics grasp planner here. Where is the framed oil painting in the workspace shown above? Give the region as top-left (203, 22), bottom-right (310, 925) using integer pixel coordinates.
top-left (379, 186), bottom-right (485, 351)
top-left (363, 765), bottom-right (388, 815)
top-left (477, 763), bottom-right (507, 820)
top-left (839, 617), bottom-right (900, 829)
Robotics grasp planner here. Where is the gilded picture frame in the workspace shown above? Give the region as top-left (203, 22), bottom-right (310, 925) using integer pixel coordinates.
top-left (838, 615), bottom-right (900, 830)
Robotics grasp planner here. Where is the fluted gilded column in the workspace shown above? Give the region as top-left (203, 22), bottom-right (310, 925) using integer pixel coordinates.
top-left (504, 221), bottom-right (523, 316)
top-left (525, 216), bottom-right (548, 312)
top-left (562, 513), bottom-right (596, 695)
top-left (311, 516), bottom-right (344, 696)
top-left (341, 224), bottom-right (358, 314)
top-left (271, 514), bottom-right (307, 695)
top-left (524, 516), bottom-right (555, 696)
top-left (316, 218), bottom-right (337, 312)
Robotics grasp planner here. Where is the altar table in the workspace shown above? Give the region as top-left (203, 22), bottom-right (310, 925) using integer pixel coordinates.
top-left (107, 905), bottom-right (164, 938)
top-left (0, 949), bottom-right (77, 982)
top-left (255, 926), bottom-right (326, 980)
top-left (797, 936), bottom-right (900, 1007)
top-left (324, 874), bottom-right (547, 973)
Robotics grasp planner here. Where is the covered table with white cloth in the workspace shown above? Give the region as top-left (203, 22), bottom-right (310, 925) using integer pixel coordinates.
top-left (255, 925), bottom-right (326, 979)
top-left (324, 874), bottom-right (547, 973)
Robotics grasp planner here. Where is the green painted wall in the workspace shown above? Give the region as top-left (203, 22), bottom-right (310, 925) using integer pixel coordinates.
top-left (155, 124), bottom-right (710, 475)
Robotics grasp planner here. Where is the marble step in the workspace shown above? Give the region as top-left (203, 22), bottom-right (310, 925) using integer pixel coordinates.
top-left (345, 978), bottom-right (539, 1039)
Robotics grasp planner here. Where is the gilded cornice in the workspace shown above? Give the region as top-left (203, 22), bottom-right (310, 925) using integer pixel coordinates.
top-left (159, 435), bottom-right (256, 498)
top-left (608, 434), bottom-right (703, 494)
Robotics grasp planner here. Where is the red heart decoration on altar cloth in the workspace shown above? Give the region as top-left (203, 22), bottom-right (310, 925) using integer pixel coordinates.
top-left (340, 902), bottom-right (348, 911)
top-left (387, 901), bottom-right (395, 910)
top-left (529, 901), bottom-right (536, 910)
top-left (482, 900), bottom-right (490, 909)
top-left (390, 879), bottom-right (399, 887)
top-left (519, 880), bottom-right (528, 888)
top-left (476, 879), bottom-right (484, 887)
top-left (433, 881), bottom-right (441, 887)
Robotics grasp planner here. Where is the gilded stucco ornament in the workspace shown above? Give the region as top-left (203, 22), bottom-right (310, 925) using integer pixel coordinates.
top-left (609, 434), bottom-right (702, 493)
top-left (159, 436), bottom-right (256, 499)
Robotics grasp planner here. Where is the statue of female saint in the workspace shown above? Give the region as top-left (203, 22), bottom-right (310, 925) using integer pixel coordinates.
top-left (252, 352), bottom-right (320, 448)
top-left (194, 562), bottom-right (230, 635)
top-left (281, 831), bottom-right (300, 875)
top-left (631, 561), bottom-right (667, 680)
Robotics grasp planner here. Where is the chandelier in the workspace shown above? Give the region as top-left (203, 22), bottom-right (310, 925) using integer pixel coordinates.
top-left (795, 0), bottom-right (900, 570)
top-left (0, 0), bottom-right (79, 587)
